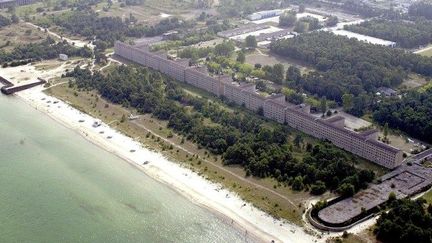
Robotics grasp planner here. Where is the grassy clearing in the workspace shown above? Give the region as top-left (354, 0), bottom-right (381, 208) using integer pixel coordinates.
top-left (93, 0), bottom-right (194, 24)
top-left (328, 228), bottom-right (375, 243)
top-left (418, 46), bottom-right (432, 57)
top-left (399, 73), bottom-right (429, 90)
top-left (245, 49), bottom-right (314, 75)
top-left (33, 60), bottom-right (63, 71)
top-left (422, 188), bottom-right (432, 203)
top-left (45, 83), bottom-right (309, 226)
top-left (0, 23), bottom-right (49, 51)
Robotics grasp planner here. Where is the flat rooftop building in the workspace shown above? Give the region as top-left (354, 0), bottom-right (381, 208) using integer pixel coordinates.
top-left (331, 29), bottom-right (396, 47)
top-left (318, 162), bottom-right (432, 226)
top-left (114, 41), bottom-right (404, 169)
top-left (0, 0), bottom-right (35, 8)
top-left (217, 24), bottom-right (269, 38)
top-left (247, 9), bottom-right (284, 21)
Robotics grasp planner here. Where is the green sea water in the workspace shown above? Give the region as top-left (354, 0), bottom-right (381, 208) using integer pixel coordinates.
top-left (0, 94), bottom-right (250, 243)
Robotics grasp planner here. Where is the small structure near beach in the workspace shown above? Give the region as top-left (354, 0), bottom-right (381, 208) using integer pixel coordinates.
top-left (59, 54), bottom-right (69, 61)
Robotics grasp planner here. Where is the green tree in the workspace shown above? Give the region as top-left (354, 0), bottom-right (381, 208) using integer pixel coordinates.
top-left (325, 16), bottom-right (338, 27)
top-left (214, 41), bottom-right (235, 56)
top-left (279, 11), bottom-right (297, 27)
top-left (383, 122), bottom-right (389, 143)
top-left (294, 21), bottom-right (307, 33)
top-left (311, 181), bottom-right (326, 195)
top-left (299, 4), bottom-right (305, 13)
top-left (286, 66), bottom-right (301, 83)
top-left (223, 143), bottom-right (255, 165)
top-left (293, 134), bottom-right (303, 148)
top-left (245, 35), bottom-right (257, 49)
top-left (236, 51), bottom-right (246, 63)
top-left (11, 14), bottom-right (19, 24)
top-left (320, 96), bottom-right (327, 115)
top-left (337, 183), bottom-right (355, 197)
top-left (272, 64), bottom-right (285, 84)
top-left (292, 176), bottom-right (304, 191)
top-left (342, 93), bottom-right (353, 111)
top-left (388, 191), bottom-right (396, 202)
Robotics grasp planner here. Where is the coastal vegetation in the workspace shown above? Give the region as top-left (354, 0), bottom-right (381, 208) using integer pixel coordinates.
top-left (65, 65), bottom-right (375, 196)
top-left (0, 37), bottom-right (92, 66)
top-left (374, 198), bottom-right (432, 243)
top-left (45, 80), bottom-right (308, 225)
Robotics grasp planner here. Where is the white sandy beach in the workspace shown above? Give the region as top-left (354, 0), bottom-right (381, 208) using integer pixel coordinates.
top-left (13, 86), bottom-right (320, 243)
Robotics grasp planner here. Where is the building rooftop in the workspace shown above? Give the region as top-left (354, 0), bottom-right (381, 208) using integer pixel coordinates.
top-left (377, 87), bottom-right (397, 96)
top-left (325, 115), bottom-right (345, 123)
top-left (318, 163), bottom-right (432, 225)
top-left (359, 129), bottom-right (379, 137)
top-left (331, 29), bottom-right (396, 47)
top-left (217, 23), bottom-right (269, 38)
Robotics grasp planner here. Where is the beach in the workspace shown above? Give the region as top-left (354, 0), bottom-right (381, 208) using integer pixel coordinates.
top-left (14, 86), bottom-right (318, 243)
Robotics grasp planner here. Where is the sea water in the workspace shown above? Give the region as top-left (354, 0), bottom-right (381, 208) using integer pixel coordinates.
top-left (0, 94), bottom-right (250, 243)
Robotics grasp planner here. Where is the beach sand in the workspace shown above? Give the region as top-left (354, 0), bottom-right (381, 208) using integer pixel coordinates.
top-left (15, 87), bottom-right (319, 243)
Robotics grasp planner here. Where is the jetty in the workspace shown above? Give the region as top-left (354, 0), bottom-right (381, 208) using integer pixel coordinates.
top-left (0, 75), bottom-right (46, 95)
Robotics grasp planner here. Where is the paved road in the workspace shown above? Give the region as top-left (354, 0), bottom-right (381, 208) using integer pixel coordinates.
top-left (412, 148), bottom-right (432, 163)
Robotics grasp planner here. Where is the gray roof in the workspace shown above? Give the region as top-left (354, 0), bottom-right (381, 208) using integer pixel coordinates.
top-left (318, 163), bottom-right (432, 225)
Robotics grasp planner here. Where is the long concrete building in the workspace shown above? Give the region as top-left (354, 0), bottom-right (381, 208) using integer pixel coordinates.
top-left (114, 41), bottom-right (404, 169)
top-left (0, 0), bottom-right (35, 8)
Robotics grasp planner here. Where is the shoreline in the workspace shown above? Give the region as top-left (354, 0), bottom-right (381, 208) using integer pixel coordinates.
top-left (14, 87), bottom-right (317, 243)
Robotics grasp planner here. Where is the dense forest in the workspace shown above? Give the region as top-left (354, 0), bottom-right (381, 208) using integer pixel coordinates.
top-left (345, 18), bottom-right (432, 48)
top-left (0, 37), bottom-right (92, 65)
top-left (41, 10), bottom-right (187, 50)
top-left (270, 32), bottom-right (432, 101)
top-left (374, 198), bottom-right (432, 243)
top-left (409, 1), bottom-right (432, 20)
top-left (65, 65), bottom-right (374, 195)
top-left (373, 89), bottom-right (432, 143)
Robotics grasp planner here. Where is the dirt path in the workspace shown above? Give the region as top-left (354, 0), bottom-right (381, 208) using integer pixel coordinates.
top-left (25, 22), bottom-right (94, 49)
top-left (130, 119), bottom-right (298, 209)
top-left (414, 45), bottom-right (432, 54)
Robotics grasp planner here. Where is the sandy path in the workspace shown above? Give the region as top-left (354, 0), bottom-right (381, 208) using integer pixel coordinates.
top-left (131, 120), bottom-right (298, 209)
top-left (414, 45), bottom-right (432, 54)
top-left (25, 22), bottom-right (94, 49)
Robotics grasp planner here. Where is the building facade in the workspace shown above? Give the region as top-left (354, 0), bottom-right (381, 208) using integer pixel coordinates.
top-left (0, 0), bottom-right (35, 8)
top-left (114, 41), bottom-right (404, 169)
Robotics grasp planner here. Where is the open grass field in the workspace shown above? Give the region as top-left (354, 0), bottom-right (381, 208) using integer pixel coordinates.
top-left (45, 83), bottom-right (312, 226)
top-left (417, 46), bottom-right (432, 57)
top-left (0, 22), bottom-right (49, 51)
top-left (245, 49), bottom-right (313, 75)
top-left (399, 73), bottom-right (429, 90)
top-left (93, 0), bottom-right (197, 24)
top-left (0, 1), bottom-right (44, 18)
top-left (422, 188), bottom-right (432, 204)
